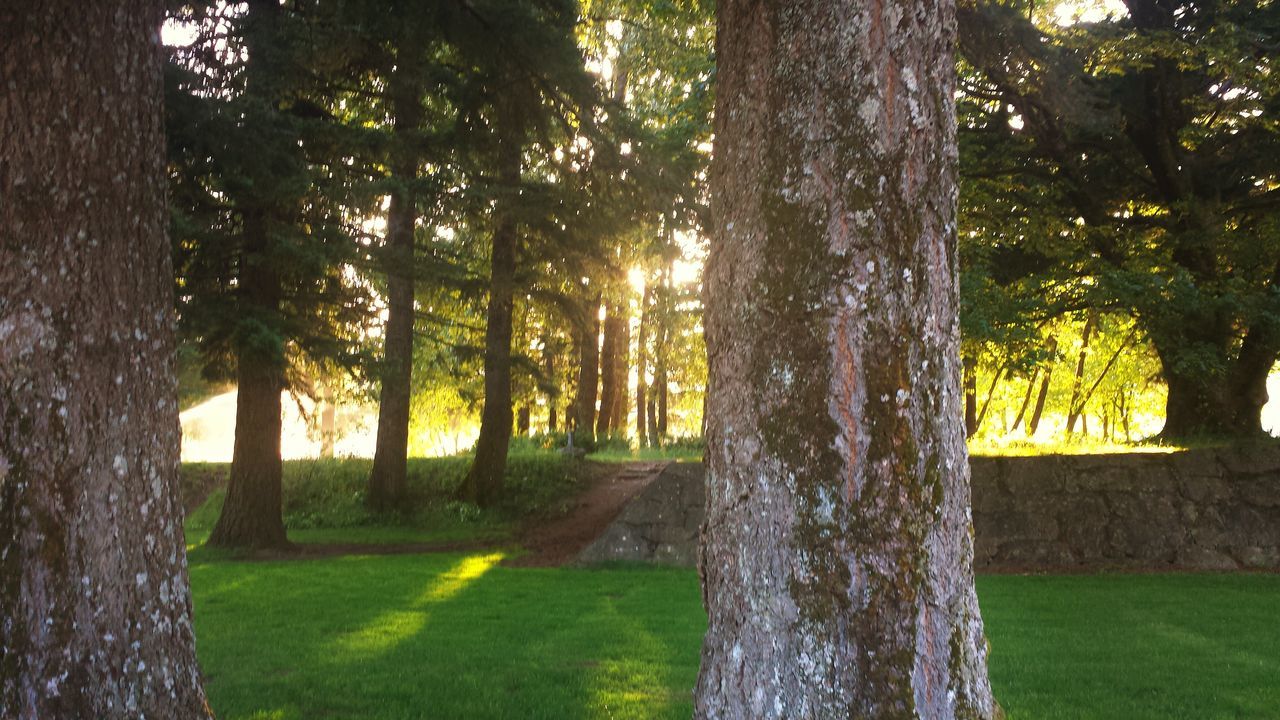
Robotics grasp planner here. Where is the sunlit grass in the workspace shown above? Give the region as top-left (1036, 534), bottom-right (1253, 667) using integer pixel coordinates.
top-left (191, 553), bottom-right (1280, 720)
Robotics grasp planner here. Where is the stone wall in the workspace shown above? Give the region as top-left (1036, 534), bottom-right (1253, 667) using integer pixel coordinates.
top-left (577, 447), bottom-right (1280, 571)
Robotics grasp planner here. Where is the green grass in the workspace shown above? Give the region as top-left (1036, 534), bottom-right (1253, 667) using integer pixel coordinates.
top-left (190, 553), bottom-right (1280, 720)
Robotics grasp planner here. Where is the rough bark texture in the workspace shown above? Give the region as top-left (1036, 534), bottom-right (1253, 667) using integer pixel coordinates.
top-left (463, 140), bottom-right (520, 507)
top-left (0, 2), bottom-right (212, 716)
top-left (696, 1), bottom-right (997, 717)
top-left (368, 45), bottom-right (424, 512)
top-left (208, 0), bottom-right (290, 550)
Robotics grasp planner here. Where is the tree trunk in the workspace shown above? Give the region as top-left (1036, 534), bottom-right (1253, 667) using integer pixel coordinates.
top-left (517, 405), bottom-right (531, 436)
top-left (636, 283), bottom-right (650, 445)
top-left (209, 209), bottom-right (290, 549)
top-left (1011, 366), bottom-right (1039, 431)
top-left (963, 358), bottom-right (978, 438)
top-left (463, 137), bottom-right (521, 507)
top-left (1157, 330), bottom-right (1276, 440)
top-left (1064, 314), bottom-right (1094, 436)
top-left (1027, 336), bottom-right (1057, 436)
top-left (611, 313), bottom-right (630, 433)
top-left (574, 295), bottom-right (602, 444)
top-left (209, 0), bottom-right (290, 550)
top-left (368, 42), bottom-right (424, 512)
top-left (544, 339), bottom-right (558, 433)
top-left (656, 365), bottom-right (669, 437)
top-left (0, 1), bottom-right (212, 715)
top-left (696, 0), bottom-right (997, 716)
top-left (596, 304), bottom-right (622, 438)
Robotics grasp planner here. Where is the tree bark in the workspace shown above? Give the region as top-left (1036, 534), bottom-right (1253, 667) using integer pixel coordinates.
top-left (516, 405), bottom-right (531, 436)
top-left (574, 295), bottom-right (602, 444)
top-left (963, 358), bottom-right (978, 438)
top-left (1064, 314), bottom-right (1095, 436)
top-left (463, 136), bottom-right (521, 507)
top-left (696, 0), bottom-right (997, 716)
top-left (1011, 366), bottom-right (1039, 431)
top-left (545, 341), bottom-right (558, 432)
top-left (209, 205), bottom-right (288, 549)
top-left (0, 1), bottom-right (212, 715)
top-left (209, 0), bottom-right (290, 550)
top-left (596, 304), bottom-right (622, 438)
top-left (636, 283), bottom-right (650, 445)
top-left (1027, 336), bottom-right (1057, 437)
top-left (368, 40), bottom-right (424, 512)
top-left (612, 314), bottom-right (630, 433)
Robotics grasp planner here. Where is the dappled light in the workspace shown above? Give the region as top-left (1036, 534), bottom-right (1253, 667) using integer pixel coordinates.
top-left (335, 553), bottom-right (505, 656)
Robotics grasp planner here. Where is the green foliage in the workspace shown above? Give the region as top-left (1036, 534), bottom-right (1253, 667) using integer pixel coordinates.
top-left (182, 454), bottom-right (585, 547)
top-left (957, 0), bottom-right (1280, 437)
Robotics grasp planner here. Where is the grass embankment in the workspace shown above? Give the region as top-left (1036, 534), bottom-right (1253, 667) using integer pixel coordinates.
top-left (190, 554), bottom-right (1280, 720)
top-left (182, 454), bottom-right (586, 553)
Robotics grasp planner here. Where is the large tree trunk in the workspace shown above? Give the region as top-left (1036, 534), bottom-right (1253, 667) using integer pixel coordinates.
top-left (0, 1), bottom-right (212, 715)
top-left (696, 0), bottom-right (997, 716)
top-left (1157, 326), bottom-right (1276, 440)
top-left (596, 304), bottom-right (622, 437)
top-left (368, 43), bottom-right (424, 512)
top-left (463, 139), bottom-right (521, 507)
top-left (574, 295), bottom-right (602, 444)
top-left (209, 0), bottom-right (290, 550)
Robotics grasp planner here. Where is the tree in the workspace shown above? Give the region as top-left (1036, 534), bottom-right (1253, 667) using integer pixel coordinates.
top-left (957, 0), bottom-right (1280, 439)
top-left (367, 5), bottom-right (441, 512)
top-left (167, 0), bottom-right (376, 547)
top-left (0, 1), bottom-right (211, 716)
top-left (697, 0), bottom-right (997, 715)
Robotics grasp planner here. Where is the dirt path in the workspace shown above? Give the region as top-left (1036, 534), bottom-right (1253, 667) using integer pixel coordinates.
top-left (507, 461), bottom-right (670, 567)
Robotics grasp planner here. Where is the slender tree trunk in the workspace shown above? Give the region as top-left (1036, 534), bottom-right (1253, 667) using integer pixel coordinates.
top-left (1064, 314), bottom-right (1095, 436)
top-left (368, 42), bottom-right (424, 512)
top-left (697, 0), bottom-right (997, 716)
top-left (1011, 366), bottom-right (1039, 431)
top-left (964, 358), bottom-right (978, 438)
top-left (656, 365), bottom-right (669, 437)
top-left (545, 343), bottom-right (558, 433)
top-left (575, 295), bottom-right (602, 444)
top-left (636, 283), bottom-right (650, 445)
top-left (209, 210), bottom-right (290, 549)
top-left (0, 1), bottom-right (212, 715)
top-left (597, 304), bottom-right (622, 437)
top-left (517, 405), bottom-right (531, 436)
top-left (1027, 336), bottom-right (1057, 436)
top-left (612, 313), bottom-right (630, 433)
top-left (209, 0), bottom-right (290, 550)
top-left (463, 135), bottom-right (521, 507)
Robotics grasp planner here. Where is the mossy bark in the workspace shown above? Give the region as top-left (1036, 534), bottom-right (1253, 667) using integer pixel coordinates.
top-left (697, 1), bottom-right (997, 717)
top-left (0, 1), bottom-right (212, 715)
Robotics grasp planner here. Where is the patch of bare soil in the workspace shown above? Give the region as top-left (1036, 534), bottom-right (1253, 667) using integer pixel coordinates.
top-left (506, 461), bottom-right (670, 567)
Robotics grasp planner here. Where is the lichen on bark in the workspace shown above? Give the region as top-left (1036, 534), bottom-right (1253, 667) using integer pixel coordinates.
top-left (0, 1), bottom-right (212, 717)
top-left (696, 0), bottom-right (997, 717)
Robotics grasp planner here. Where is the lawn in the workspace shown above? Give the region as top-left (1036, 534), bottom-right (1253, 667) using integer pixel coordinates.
top-left (190, 553), bottom-right (1280, 720)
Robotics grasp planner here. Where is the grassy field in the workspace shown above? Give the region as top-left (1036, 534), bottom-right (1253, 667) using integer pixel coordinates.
top-left (190, 552), bottom-right (1280, 720)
